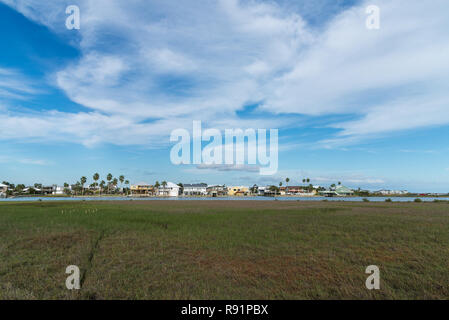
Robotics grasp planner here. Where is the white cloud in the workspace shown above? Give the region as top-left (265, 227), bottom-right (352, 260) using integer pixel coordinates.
top-left (144, 49), bottom-right (197, 74)
top-left (1, 0), bottom-right (448, 148)
top-left (0, 67), bottom-right (41, 100)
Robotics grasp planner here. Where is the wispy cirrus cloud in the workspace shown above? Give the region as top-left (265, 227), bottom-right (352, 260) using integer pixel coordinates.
top-left (0, 155), bottom-right (51, 166)
top-left (0, 67), bottom-right (41, 100)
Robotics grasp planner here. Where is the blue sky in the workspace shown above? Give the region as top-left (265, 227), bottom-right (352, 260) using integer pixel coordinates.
top-left (0, 0), bottom-right (449, 192)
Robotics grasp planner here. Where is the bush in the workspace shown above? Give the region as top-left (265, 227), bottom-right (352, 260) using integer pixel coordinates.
top-left (414, 198), bottom-right (422, 203)
top-left (362, 198), bottom-right (370, 202)
top-left (385, 198), bottom-right (392, 202)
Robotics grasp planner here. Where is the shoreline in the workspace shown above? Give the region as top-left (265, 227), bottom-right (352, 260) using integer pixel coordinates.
top-left (2, 196), bottom-right (449, 203)
top-left (4, 193), bottom-right (449, 199)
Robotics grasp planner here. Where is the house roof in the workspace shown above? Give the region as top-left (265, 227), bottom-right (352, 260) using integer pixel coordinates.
top-left (160, 182), bottom-right (179, 188)
top-left (335, 185), bottom-right (354, 193)
top-left (0, 183), bottom-right (7, 188)
top-left (184, 183), bottom-right (207, 188)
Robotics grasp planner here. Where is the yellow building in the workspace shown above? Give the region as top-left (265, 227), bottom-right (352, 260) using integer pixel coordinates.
top-left (227, 186), bottom-right (249, 196)
top-left (130, 183), bottom-right (154, 196)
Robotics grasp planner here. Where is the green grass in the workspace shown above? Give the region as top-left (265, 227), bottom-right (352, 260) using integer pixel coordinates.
top-left (1, 200), bottom-right (448, 300)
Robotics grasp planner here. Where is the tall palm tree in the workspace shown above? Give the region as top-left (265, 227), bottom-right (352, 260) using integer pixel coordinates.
top-left (124, 180), bottom-right (130, 195)
top-left (338, 181), bottom-right (341, 185)
top-left (119, 175), bottom-right (125, 194)
top-left (80, 176), bottom-right (87, 195)
top-left (107, 173), bottom-right (113, 194)
top-left (286, 178), bottom-right (290, 194)
top-left (302, 178), bottom-right (306, 185)
top-left (100, 180), bottom-right (106, 195)
top-left (306, 178), bottom-right (310, 184)
top-left (161, 181), bottom-right (167, 195)
top-left (177, 183), bottom-right (184, 195)
top-left (63, 183), bottom-right (71, 196)
top-left (112, 178), bottom-right (118, 193)
top-left (154, 181), bottom-right (160, 196)
top-left (93, 173), bottom-right (100, 194)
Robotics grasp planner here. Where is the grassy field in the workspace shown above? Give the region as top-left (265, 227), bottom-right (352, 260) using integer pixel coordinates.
top-left (0, 200), bottom-right (448, 300)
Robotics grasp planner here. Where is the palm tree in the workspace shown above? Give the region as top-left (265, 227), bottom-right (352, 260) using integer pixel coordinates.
top-left (107, 173), bottom-right (113, 193)
top-left (119, 175), bottom-right (125, 193)
top-left (93, 173), bottom-right (100, 190)
top-left (80, 176), bottom-right (87, 195)
top-left (285, 177), bottom-right (290, 194)
top-left (124, 180), bottom-right (130, 195)
top-left (100, 180), bottom-right (106, 195)
top-left (161, 181), bottom-right (167, 196)
top-left (177, 183), bottom-right (184, 195)
top-left (306, 178), bottom-right (310, 184)
top-left (34, 183), bottom-right (42, 194)
top-left (63, 183), bottom-right (71, 196)
top-left (112, 178), bottom-right (118, 193)
top-left (338, 181), bottom-right (341, 185)
top-left (302, 179), bottom-right (306, 185)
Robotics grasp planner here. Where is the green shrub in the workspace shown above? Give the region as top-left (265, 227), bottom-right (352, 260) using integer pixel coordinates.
top-left (362, 198), bottom-right (370, 202)
top-left (414, 198), bottom-right (422, 203)
top-left (385, 198), bottom-right (392, 202)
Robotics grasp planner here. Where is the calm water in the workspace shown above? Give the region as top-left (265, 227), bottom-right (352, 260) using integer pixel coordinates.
top-left (1, 196), bottom-right (448, 202)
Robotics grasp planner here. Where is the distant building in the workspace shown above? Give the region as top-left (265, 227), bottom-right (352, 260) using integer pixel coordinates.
top-left (319, 185), bottom-right (354, 197)
top-left (183, 183), bottom-right (207, 196)
top-left (257, 186), bottom-right (267, 196)
top-left (0, 183), bottom-right (7, 197)
top-left (52, 185), bottom-right (65, 195)
top-left (130, 183), bottom-right (154, 196)
top-left (283, 186), bottom-right (316, 195)
top-left (228, 186), bottom-right (249, 196)
top-left (374, 190), bottom-right (408, 195)
top-left (206, 185), bottom-right (227, 197)
top-left (0, 183), bottom-right (8, 192)
top-left (157, 182), bottom-right (180, 197)
top-left (41, 186), bottom-right (54, 195)
top-left (284, 186), bottom-right (302, 194)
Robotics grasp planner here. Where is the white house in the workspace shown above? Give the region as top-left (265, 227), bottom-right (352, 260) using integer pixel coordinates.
top-left (183, 183), bottom-right (208, 196)
top-left (257, 186), bottom-right (267, 196)
top-left (157, 182), bottom-right (180, 197)
top-left (319, 185), bottom-right (354, 197)
top-left (0, 183), bottom-right (7, 197)
top-left (52, 185), bottom-right (66, 195)
top-left (374, 189), bottom-right (408, 195)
